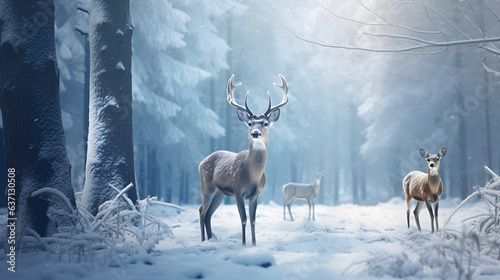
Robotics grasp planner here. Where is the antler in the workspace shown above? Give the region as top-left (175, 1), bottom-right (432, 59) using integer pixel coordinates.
top-left (264, 74), bottom-right (290, 117)
top-left (227, 74), bottom-right (253, 116)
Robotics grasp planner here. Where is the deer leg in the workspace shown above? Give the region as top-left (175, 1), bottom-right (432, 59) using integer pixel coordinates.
top-left (287, 198), bottom-right (295, 221)
top-left (307, 199), bottom-right (312, 220)
top-left (425, 200), bottom-right (435, 233)
top-left (283, 202), bottom-right (286, 220)
top-left (205, 190), bottom-right (225, 240)
top-left (406, 198), bottom-right (412, 228)
top-left (283, 196), bottom-right (290, 220)
top-left (312, 199), bottom-right (315, 221)
top-left (200, 189), bottom-right (216, 242)
top-left (249, 196), bottom-right (259, 246)
top-left (413, 202), bottom-right (423, 231)
top-left (434, 202), bottom-right (439, 231)
top-left (199, 205), bottom-right (205, 242)
top-left (235, 193), bottom-right (247, 245)
top-left (283, 195), bottom-right (294, 221)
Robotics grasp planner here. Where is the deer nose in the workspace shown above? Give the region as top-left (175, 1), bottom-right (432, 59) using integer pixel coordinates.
top-left (430, 163), bottom-right (435, 168)
top-left (251, 130), bottom-right (262, 138)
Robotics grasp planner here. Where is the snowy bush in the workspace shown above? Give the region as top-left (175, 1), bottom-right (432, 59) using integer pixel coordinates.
top-left (346, 250), bottom-right (420, 278)
top-left (445, 166), bottom-right (500, 259)
top-left (21, 183), bottom-right (177, 266)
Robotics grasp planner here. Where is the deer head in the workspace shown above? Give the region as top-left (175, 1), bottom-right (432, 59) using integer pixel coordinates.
top-left (313, 170), bottom-right (325, 181)
top-left (227, 74), bottom-right (289, 149)
top-left (420, 147), bottom-right (446, 174)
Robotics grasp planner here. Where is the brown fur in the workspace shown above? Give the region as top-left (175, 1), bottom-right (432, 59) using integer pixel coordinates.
top-left (199, 74), bottom-right (289, 246)
top-left (403, 147), bottom-right (446, 233)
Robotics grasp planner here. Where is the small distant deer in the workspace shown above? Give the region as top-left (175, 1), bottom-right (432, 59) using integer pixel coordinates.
top-left (199, 74), bottom-right (289, 246)
top-left (403, 147), bottom-right (446, 233)
top-left (283, 170), bottom-right (325, 221)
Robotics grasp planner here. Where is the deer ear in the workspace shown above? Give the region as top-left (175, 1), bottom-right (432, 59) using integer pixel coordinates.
top-left (236, 108), bottom-right (250, 123)
top-left (419, 148), bottom-right (429, 159)
top-left (438, 146), bottom-right (447, 158)
top-left (268, 109), bottom-right (280, 123)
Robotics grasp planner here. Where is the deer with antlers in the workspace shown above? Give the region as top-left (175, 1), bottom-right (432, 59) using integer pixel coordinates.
top-left (199, 74), bottom-right (289, 246)
top-left (403, 147), bottom-right (446, 233)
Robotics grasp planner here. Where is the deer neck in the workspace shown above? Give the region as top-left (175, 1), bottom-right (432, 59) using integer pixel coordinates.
top-left (427, 167), bottom-right (441, 192)
top-left (248, 140), bottom-right (268, 176)
top-left (313, 178), bottom-right (321, 192)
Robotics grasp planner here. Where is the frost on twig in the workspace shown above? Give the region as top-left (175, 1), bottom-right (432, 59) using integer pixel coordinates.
top-left (23, 183), bottom-right (178, 266)
top-left (443, 166), bottom-right (500, 231)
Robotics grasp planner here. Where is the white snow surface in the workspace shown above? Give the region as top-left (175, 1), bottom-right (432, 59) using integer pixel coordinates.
top-left (2, 198), bottom-right (500, 280)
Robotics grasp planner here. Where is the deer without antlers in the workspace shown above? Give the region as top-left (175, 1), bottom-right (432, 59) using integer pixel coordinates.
top-left (283, 171), bottom-right (325, 221)
top-left (199, 74), bottom-right (290, 246)
top-left (403, 147), bottom-right (446, 233)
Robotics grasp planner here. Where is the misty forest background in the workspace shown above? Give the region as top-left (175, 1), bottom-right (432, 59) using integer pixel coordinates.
top-left (1, 0), bottom-right (499, 209)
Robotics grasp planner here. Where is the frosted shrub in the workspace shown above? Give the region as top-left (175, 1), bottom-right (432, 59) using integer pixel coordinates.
top-left (421, 231), bottom-right (479, 280)
top-left (23, 183), bottom-right (176, 266)
top-left (445, 166), bottom-right (500, 259)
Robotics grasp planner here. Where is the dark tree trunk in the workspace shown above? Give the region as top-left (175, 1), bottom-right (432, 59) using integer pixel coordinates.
top-left (82, 0), bottom-right (138, 215)
top-left (83, 37), bottom-right (90, 171)
top-left (0, 128), bottom-right (6, 208)
top-left (0, 0), bottom-right (76, 236)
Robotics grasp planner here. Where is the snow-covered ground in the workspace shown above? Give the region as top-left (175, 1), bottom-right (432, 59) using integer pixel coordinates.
top-left (2, 198), bottom-right (500, 280)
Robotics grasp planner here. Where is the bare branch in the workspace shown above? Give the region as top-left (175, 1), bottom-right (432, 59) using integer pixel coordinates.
top-left (480, 45), bottom-right (500, 56)
top-left (486, 1), bottom-right (500, 23)
top-left (279, 0), bottom-right (500, 54)
top-left (363, 32), bottom-right (500, 48)
top-left (77, 4), bottom-right (89, 15)
top-left (75, 26), bottom-right (89, 37)
top-left (485, 165), bottom-right (499, 179)
top-left (354, 0), bottom-right (440, 35)
top-left (425, 1), bottom-right (470, 41)
top-left (314, 0), bottom-right (439, 35)
top-left (458, 3), bottom-right (483, 37)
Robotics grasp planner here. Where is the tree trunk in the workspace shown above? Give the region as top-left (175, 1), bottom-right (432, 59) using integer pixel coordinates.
top-left (359, 159), bottom-right (366, 201)
top-left (332, 110), bottom-right (340, 205)
top-left (179, 168), bottom-right (186, 205)
top-left (454, 52), bottom-right (469, 199)
top-left (0, 128), bottom-right (6, 208)
top-left (223, 14), bottom-right (233, 206)
top-left (0, 0), bottom-right (76, 236)
top-left (82, 0), bottom-right (138, 215)
top-left (349, 101), bottom-right (359, 204)
top-left (83, 36), bottom-right (90, 173)
top-left (333, 164), bottom-right (339, 205)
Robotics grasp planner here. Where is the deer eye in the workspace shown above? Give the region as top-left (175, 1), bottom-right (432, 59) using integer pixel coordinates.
top-left (264, 121), bottom-right (269, 127)
top-left (427, 159), bottom-right (430, 162)
top-left (436, 158), bottom-right (439, 161)
top-left (247, 121), bottom-right (252, 127)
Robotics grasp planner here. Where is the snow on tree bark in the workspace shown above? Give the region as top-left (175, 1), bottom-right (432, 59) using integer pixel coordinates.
top-left (81, 0), bottom-right (138, 215)
top-left (0, 0), bottom-right (76, 237)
